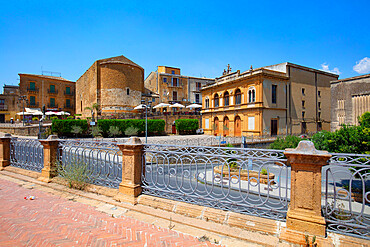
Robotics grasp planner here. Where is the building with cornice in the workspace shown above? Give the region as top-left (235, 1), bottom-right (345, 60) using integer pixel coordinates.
top-left (331, 73), bottom-right (370, 131)
top-left (76, 55), bottom-right (145, 119)
top-left (201, 62), bottom-right (339, 136)
top-left (144, 66), bottom-right (214, 107)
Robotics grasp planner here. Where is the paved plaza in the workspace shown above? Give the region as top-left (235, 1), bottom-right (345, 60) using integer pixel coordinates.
top-left (0, 178), bottom-right (217, 247)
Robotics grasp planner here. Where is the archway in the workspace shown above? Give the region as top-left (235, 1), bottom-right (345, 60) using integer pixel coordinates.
top-left (214, 117), bottom-right (219, 135)
top-left (234, 116), bottom-right (241, 136)
top-left (223, 116), bottom-right (229, 136)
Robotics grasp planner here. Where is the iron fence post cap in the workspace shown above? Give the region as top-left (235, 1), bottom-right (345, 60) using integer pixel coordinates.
top-left (126, 136), bottom-right (142, 145)
top-left (284, 140), bottom-right (330, 156)
top-left (47, 135), bottom-right (58, 140)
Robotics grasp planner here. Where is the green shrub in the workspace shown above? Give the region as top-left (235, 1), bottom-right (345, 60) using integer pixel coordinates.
top-left (97, 119), bottom-right (165, 137)
top-left (124, 126), bottom-right (139, 136)
top-left (56, 159), bottom-right (93, 190)
top-left (32, 117), bottom-right (38, 121)
top-left (90, 126), bottom-right (103, 139)
top-left (51, 119), bottom-right (88, 137)
top-left (67, 116), bottom-right (74, 119)
top-left (109, 126), bottom-right (122, 140)
top-left (50, 116), bottom-right (58, 120)
top-left (269, 135), bottom-right (303, 150)
top-left (175, 119), bottom-right (199, 135)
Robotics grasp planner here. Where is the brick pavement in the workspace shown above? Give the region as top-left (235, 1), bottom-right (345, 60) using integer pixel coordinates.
top-left (0, 178), bottom-right (217, 247)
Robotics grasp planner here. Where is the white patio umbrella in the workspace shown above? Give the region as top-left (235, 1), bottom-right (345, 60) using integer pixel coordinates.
top-left (45, 112), bottom-right (57, 116)
top-left (16, 112), bottom-right (32, 116)
top-left (153, 103), bottom-right (171, 109)
top-left (134, 104), bottom-right (146, 110)
top-left (186, 103), bottom-right (202, 109)
top-left (169, 103), bottom-right (185, 108)
top-left (57, 111), bottom-right (70, 116)
top-left (31, 111), bottom-right (43, 116)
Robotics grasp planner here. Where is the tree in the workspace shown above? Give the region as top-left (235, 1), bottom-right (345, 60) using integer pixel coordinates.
top-left (84, 103), bottom-right (99, 122)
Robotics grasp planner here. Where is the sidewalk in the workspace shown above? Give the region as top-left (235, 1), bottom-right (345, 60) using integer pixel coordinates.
top-left (0, 177), bottom-right (217, 247)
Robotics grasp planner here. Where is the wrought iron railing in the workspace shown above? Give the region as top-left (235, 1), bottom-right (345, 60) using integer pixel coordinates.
top-left (323, 153), bottom-right (370, 239)
top-left (142, 144), bottom-right (289, 220)
top-left (10, 138), bottom-right (44, 172)
top-left (58, 140), bottom-right (122, 188)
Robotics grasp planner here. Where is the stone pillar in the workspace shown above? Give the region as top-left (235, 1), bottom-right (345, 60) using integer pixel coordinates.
top-left (0, 134), bottom-right (12, 170)
top-left (284, 141), bottom-right (331, 236)
top-left (114, 137), bottom-right (143, 204)
top-left (38, 135), bottom-right (59, 183)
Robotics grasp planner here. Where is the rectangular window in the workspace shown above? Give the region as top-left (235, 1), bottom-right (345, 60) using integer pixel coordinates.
top-left (318, 91), bottom-right (321, 97)
top-left (318, 102), bottom-right (321, 109)
top-left (272, 85), bottom-right (277, 104)
top-left (50, 85), bottom-right (55, 93)
top-left (152, 98), bottom-right (155, 102)
top-left (66, 86), bottom-right (71, 95)
top-left (248, 116), bottom-right (255, 130)
top-left (66, 99), bottom-right (71, 107)
top-left (302, 111), bottom-right (305, 119)
top-left (30, 96), bottom-right (36, 106)
top-left (171, 70), bottom-right (175, 74)
top-left (30, 82), bottom-right (35, 90)
top-left (195, 94), bottom-right (200, 103)
top-left (196, 82), bottom-right (201, 91)
top-left (50, 98), bottom-right (55, 107)
top-left (173, 91), bottom-right (177, 101)
top-left (318, 112), bottom-right (321, 119)
top-left (302, 100), bottom-right (305, 108)
top-left (172, 78), bottom-right (178, 87)
top-left (0, 99), bottom-right (4, 105)
top-left (163, 77), bottom-right (167, 83)
top-left (205, 118), bottom-right (210, 129)
top-left (302, 88), bottom-right (305, 96)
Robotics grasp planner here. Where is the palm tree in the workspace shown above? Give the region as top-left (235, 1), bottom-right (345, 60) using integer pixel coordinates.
top-left (84, 103), bottom-right (99, 122)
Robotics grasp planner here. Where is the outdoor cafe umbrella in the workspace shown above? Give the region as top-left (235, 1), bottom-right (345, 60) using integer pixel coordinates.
top-left (153, 103), bottom-right (171, 109)
top-left (134, 104), bottom-right (146, 110)
top-left (169, 103), bottom-right (185, 108)
top-left (186, 103), bottom-right (202, 109)
top-left (56, 111), bottom-right (71, 116)
top-left (45, 112), bottom-right (57, 116)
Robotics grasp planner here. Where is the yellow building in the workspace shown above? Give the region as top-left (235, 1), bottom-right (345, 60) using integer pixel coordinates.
top-left (201, 63), bottom-right (339, 136)
top-left (18, 73), bottom-right (76, 115)
top-left (145, 66), bottom-right (214, 107)
top-left (0, 85), bottom-right (20, 122)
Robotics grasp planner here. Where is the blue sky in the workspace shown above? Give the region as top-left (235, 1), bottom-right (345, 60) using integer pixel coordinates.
top-left (1, 0), bottom-right (369, 88)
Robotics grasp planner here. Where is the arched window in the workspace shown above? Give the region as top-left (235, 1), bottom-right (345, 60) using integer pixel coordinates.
top-left (248, 87), bottom-right (256, 103)
top-left (224, 91), bottom-right (229, 106)
top-left (214, 93), bottom-right (219, 108)
top-left (235, 89), bottom-right (241, 105)
top-left (205, 98), bottom-right (210, 108)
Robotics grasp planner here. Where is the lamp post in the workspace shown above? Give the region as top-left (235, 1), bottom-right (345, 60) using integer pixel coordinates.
top-left (19, 96), bottom-right (27, 126)
top-left (141, 99), bottom-right (152, 144)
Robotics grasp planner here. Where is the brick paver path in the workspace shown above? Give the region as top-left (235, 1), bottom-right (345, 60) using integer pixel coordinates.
top-left (0, 178), bottom-right (216, 246)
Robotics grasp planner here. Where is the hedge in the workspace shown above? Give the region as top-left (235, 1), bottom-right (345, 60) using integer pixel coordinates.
top-left (51, 119), bottom-right (89, 137)
top-left (175, 119), bottom-right (199, 135)
top-left (97, 119), bottom-right (165, 137)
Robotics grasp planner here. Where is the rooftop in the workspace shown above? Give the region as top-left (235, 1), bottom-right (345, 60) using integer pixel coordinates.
top-left (18, 73), bottom-right (74, 82)
top-left (98, 55), bottom-right (143, 70)
top-left (331, 73), bottom-right (370, 84)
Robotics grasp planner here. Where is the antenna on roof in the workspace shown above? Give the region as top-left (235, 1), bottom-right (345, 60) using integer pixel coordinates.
top-left (41, 70), bottom-right (62, 77)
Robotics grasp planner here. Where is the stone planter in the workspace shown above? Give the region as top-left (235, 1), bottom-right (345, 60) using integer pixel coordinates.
top-left (213, 165), bottom-right (275, 185)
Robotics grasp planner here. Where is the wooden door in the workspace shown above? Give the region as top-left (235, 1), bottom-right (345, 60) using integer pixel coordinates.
top-left (223, 117), bottom-right (229, 136)
top-left (214, 117), bottom-right (219, 135)
top-left (234, 116), bottom-right (241, 136)
top-left (271, 119), bottom-right (278, 136)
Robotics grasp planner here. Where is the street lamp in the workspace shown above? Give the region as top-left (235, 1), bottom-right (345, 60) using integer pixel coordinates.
top-left (141, 99), bottom-right (152, 144)
top-left (18, 96), bottom-right (28, 126)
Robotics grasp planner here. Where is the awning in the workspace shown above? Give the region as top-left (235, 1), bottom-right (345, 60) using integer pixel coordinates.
top-left (169, 103), bottom-right (185, 108)
top-left (186, 103), bottom-right (202, 109)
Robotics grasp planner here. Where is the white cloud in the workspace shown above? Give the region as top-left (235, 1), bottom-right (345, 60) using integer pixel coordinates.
top-left (353, 57), bottom-right (370, 74)
top-left (321, 63), bottom-right (341, 75)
